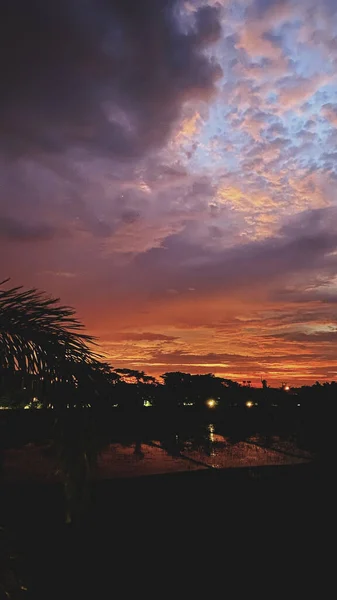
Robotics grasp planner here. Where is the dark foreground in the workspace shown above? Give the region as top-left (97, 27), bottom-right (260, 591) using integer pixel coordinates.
top-left (0, 461), bottom-right (334, 599)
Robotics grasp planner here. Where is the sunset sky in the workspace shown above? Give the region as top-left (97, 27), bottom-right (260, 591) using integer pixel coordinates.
top-left (1, 0), bottom-right (337, 385)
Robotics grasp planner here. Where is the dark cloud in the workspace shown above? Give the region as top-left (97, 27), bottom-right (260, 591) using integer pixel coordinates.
top-left (262, 31), bottom-right (284, 47)
top-left (273, 331), bottom-right (337, 343)
top-left (128, 206), bottom-right (337, 299)
top-left (114, 332), bottom-right (178, 342)
top-left (265, 123), bottom-right (289, 140)
top-left (0, 0), bottom-right (222, 158)
top-left (278, 206), bottom-right (337, 238)
top-left (0, 216), bottom-right (59, 242)
top-left (151, 350), bottom-right (248, 365)
top-left (208, 225), bottom-right (224, 239)
top-left (150, 348), bottom-right (315, 367)
top-left (120, 210), bottom-right (141, 225)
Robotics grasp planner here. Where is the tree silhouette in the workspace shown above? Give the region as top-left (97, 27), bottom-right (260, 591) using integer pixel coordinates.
top-left (0, 279), bottom-right (98, 396)
top-left (0, 279), bottom-right (115, 523)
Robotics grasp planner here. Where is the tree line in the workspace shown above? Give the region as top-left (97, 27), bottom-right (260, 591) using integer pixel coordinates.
top-left (1, 280), bottom-right (336, 414)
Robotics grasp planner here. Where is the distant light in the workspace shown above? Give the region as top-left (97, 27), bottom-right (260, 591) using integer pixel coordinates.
top-left (246, 400), bottom-right (253, 408)
top-left (297, 403), bottom-right (301, 407)
top-left (143, 400), bottom-right (152, 407)
top-left (284, 386), bottom-right (290, 391)
top-left (206, 399), bottom-right (217, 409)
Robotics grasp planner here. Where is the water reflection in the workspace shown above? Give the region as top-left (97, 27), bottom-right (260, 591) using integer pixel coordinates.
top-left (3, 425), bottom-right (314, 482)
top-left (208, 423), bottom-right (215, 443)
top-left (110, 418), bottom-right (314, 473)
top-left (156, 423), bottom-right (313, 469)
top-left (246, 434), bottom-right (313, 459)
top-left (134, 439), bottom-right (144, 458)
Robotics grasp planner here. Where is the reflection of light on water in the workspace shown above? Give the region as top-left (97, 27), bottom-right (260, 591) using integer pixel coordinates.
top-left (208, 424), bottom-right (216, 457)
top-left (208, 423), bottom-right (215, 443)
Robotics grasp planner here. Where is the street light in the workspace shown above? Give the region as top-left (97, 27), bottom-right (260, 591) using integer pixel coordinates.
top-left (206, 398), bottom-right (217, 408)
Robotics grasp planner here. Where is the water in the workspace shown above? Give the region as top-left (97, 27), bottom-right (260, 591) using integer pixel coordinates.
top-left (2, 423), bottom-right (314, 481)
top-left (151, 423), bottom-right (312, 471)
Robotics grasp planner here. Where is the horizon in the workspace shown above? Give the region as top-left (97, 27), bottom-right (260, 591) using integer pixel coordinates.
top-left (1, 1), bottom-right (337, 387)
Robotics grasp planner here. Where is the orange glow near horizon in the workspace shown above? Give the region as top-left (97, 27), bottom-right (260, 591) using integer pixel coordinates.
top-left (62, 286), bottom-right (337, 388)
top-left (76, 289), bottom-right (337, 387)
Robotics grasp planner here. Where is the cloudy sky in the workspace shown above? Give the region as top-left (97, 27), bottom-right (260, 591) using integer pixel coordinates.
top-left (1, 0), bottom-right (337, 385)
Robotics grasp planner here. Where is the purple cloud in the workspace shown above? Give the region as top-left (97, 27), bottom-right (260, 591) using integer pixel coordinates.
top-left (0, 0), bottom-right (222, 158)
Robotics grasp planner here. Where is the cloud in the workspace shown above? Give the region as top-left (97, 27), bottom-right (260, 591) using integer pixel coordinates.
top-left (0, 216), bottom-right (60, 242)
top-left (273, 331), bottom-right (337, 343)
top-left (322, 103), bottom-right (337, 127)
top-left (125, 206), bottom-right (337, 304)
top-left (150, 349), bottom-right (254, 366)
top-left (113, 332), bottom-right (178, 342)
top-left (0, 0), bottom-right (222, 158)
top-left (235, 0), bottom-right (294, 66)
top-left (277, 74), bottom-right (332, 109)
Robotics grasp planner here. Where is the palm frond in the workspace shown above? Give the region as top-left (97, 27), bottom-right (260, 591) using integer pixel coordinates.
top-left (0, 280), bottom-right (117, 523)
top-left (0, 280), bottom-right (98, 382)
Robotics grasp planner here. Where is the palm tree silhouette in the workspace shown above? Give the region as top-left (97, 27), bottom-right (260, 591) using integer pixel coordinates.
top-left (0, 279), bottom-right (114, 523)
top-left (0, 279), bottom-right (97, 391)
